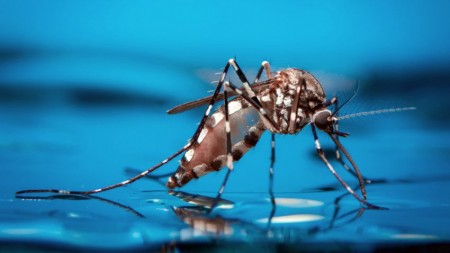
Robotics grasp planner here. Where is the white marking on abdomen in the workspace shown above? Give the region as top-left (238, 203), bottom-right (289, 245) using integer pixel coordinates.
top-left (210, 112), bottom-right (224, 128)
top-left (193, 164), bottom-right (209, 177)
top-left (197, 128), bottom-right (208, 144)
top-left (184, 148), bottom-right (195, 162)
top-left (228, 100), bottom-right (243, 115)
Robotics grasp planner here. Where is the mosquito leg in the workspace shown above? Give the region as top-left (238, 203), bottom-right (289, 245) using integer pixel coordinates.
top-left (16, 61), bottom-right (235, 196)
top-left (221, 80), bottom-right (281, 220)
top-left (124, 167), bottom-right (173, 179)
top-left (225, 81), bottom-right (280, 132)
top-left (210, 81), bottom-right (234, 210)
top-left (310, 125), bottom-right (382, 209)
top-left (228, 59), bottom-right (258, 100)
top-left (253, 61), bottom-right (273, 83)
top-left (269, 134), bottom-right (276, 197)
top-left (224, 82), bottom-right (234, 171)
top-left (325, 88), bottom-right (380, 185)
top-left (325, 96), bottom-right (375, 187)
top-left (328, 134), bottom-right (367, 200)
top-left (228, 59), bottom-right (275, 118)
top-left (327, 96), bottom-right (353, 176)
top-left (267, 133), bottom-right (276, 227)
top-left (327, 97), bottom-right (357, 175)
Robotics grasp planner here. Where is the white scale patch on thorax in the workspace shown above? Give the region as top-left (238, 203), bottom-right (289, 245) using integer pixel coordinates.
top-left (283, 96), bottom-right (292, 107)
top-left (280, 108), bottom-right (288, 119)
top-left (297, 108), bottom-right (305, 118)
top-left (261, 94), bottom-right (271, 102)
top-left (275, 88), bottom-right (284, 106)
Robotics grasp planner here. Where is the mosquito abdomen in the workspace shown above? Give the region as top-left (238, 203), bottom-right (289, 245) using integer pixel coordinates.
top-left (167, 106), bottom-right (265, 189)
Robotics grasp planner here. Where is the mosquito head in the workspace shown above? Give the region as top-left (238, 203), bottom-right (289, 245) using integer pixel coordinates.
top-left (313, 109), bottom-right (335, 133)
top-left (313, 109), bottom-right (350, 137)
top-left (313, 109), bottom-right (334, 132)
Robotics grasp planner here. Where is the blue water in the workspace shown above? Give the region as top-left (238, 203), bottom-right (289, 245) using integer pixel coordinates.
top-left (1, 1), bottom-right (450, 252)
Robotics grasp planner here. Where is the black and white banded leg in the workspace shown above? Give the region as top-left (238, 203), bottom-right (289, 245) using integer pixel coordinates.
top-left (211, 73), bottom-right (279, 208)
top-left (329, 97), bottom-right (380, 185)
top-left (210, 81), bottom-right (235, 210)
top-left (326, 97), bottom-right (358, 176)
top-left (311, 125), bottom-right (382, 209)
top-left (324, 96), bottom-right (368, 199)
top-left (254, 61), bottom-right (273, 83)
top-left (223, 80), bottom-right (281, 132)
top-left (254, 61), bottom-right (277, 201)
top-left (220, 80), bottom-right (281, 221)
top-left (267, 133), bottom-right (276, 227)
top-left (214, 59), bottom-right (280, 130)
top-left (15, 60), bottom-right (234, 196)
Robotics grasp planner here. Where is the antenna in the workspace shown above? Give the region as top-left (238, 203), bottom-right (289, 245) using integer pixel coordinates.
top-left (338, 107), bottom-right (416, 121)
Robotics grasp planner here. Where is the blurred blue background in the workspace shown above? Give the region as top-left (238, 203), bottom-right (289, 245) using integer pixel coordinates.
top-left (1, 1), bottom-right (450, 251)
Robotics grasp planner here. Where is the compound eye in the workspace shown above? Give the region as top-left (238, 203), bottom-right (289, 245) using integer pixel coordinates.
top-left (314, 110), bottom-right (332, 131)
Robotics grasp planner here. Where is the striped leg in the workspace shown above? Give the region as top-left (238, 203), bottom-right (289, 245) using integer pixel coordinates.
top-left (222, 79), bottom-right (282, 215)
top-left (325, 96), bottom-right (370, 197)
top-left (269, 134), bottom-right (276, 196)
top-left (228, 59), bottom-right (258, 102)
top-left (16, 147), bottom-right (188, 195)
top-left (253, 60), bottom-right (273, 83)
top-left (326, 96), bottom-right (354, 175)
top-left (210, 81), bottom-right (234, 210)
top-left (215, 80), bottom-right (279, 217)
top-left (267, 133), bottom-right (276, 227)
top-left (211, 80), bottom-right (278, 211)
top-left (228, 59), bottom-right (276, 121)
top-left (310, 125), bottom-right (382, 209)
top-left (224, 81), bottom-right (280, 132)
top-left (16, 61), bottom-right (233, 196)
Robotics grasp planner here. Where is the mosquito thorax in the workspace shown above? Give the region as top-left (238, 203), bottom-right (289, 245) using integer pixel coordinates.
top-left (259, 68), bottom-right (327, 134)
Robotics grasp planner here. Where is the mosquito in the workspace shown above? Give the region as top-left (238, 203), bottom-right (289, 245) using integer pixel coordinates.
top-left (16, 59), bottom-right (413, 209)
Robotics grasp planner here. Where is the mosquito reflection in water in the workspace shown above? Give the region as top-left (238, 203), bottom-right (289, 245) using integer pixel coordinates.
top-left (17, 184), bottom-right (372, 246)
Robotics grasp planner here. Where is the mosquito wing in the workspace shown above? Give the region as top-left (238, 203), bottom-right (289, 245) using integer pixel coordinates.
top-left (167, 93), bottom-right (228, 114)
top-left (167, 80), bottom-right (272, 114)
